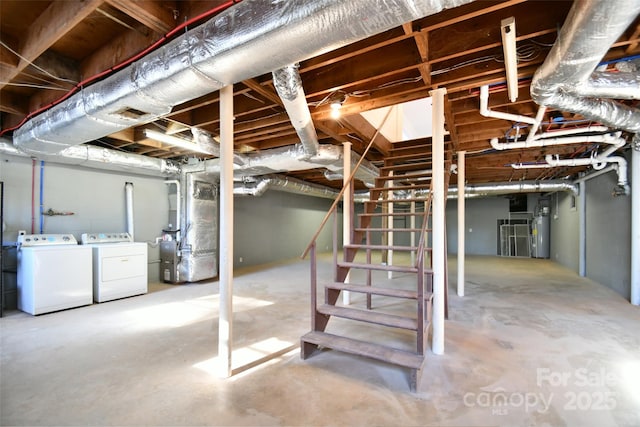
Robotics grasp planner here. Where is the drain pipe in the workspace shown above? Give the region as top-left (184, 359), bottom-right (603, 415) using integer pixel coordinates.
top-left (125, 182), bottom-right (134, 239)
top-left (491, 127), bottom-right (616, 151)
top-left (39, 161), bottom-right (44, 233)
top-left (273, 64), bottom-right (319, 159)
top-left (545, 154), bottom-right (629, 195)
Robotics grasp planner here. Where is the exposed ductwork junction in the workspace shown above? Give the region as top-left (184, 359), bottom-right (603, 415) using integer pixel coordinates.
top-left (530, 0), bottom-right (640, 133)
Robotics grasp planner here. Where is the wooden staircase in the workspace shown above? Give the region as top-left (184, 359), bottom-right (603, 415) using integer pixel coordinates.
top-left (301, 139), bottom-right (441, 391)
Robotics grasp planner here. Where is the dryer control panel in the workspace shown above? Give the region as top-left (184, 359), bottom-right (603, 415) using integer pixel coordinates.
top-left (18, 234), bottom-right (78, 246)
top-left (81, 232), bottom-right (132, 244)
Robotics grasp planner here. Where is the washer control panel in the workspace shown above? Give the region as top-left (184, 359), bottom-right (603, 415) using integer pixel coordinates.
top-left (18, 234), bottom-right (78, 246)
top-left (81, 232), bottom-right (132, 244)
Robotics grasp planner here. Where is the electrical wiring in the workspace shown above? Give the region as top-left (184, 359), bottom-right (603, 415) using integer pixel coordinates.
top-left (0, 0), bottom-right (242, 138)
top-left (0, 82), bottom-right (70, 91)
top-left (0, 40), bottom-right (79, 85)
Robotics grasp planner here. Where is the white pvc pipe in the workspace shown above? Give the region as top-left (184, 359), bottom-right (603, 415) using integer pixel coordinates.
top-left (430, 88), bottom-right (447, 355)
top-left (545, 154), bottom-right (628, 188)
top-left (579, 180), bottom-right (586, 277)
top-left (343, 142), bottom-right (351, 305)
top-left (524, 105), bottom-right (548, 143)
top-left (492, 130), bottom-right (623, 151)
top-left (457, 151), bottom-right (465, 297)
top-left (218, 85), bottom-right (234, 377)
top-left (631, 147), bottom-right (639, 305)
top-left (125, 182), bottom-right (134, 240)
top-left (480, 85), bottom-right (539, 125)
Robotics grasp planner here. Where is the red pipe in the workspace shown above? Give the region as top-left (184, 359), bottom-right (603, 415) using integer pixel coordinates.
top-left (0, 0), bottom-right (241, 137)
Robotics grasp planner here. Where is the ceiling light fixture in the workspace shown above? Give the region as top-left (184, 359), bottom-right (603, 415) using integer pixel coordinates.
top-left (501, 16), bottom-right (518, 103)
top-left (144, 129), bottom-right (211, 154)
top-left (329, 93), bottom-right (347, 119)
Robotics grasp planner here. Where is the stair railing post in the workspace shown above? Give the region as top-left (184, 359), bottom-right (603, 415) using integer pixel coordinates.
top-left (343, 141), bottom-right (352, 305)
top-left (310, 241), bottom-right (317, 331)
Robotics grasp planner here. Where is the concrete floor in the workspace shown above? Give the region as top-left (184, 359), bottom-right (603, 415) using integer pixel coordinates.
top-left (1, 254), bottom-right (639, 426)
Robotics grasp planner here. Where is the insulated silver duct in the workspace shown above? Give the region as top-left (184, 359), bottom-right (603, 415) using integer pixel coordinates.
top-left (530, 0), bottom-right (640, 132)
top-left (13, 0), bottom-right (473, 155)
top-left (178, 172), bottom-right (218, 282)
top-left (444, 180), bottom-right (579, 198)
top-left (234, 175), bottom-right (336, 199)
top-left (273, 64), bottom-right (319, 158)
top-left (0, 140), bottom-right (180, 177)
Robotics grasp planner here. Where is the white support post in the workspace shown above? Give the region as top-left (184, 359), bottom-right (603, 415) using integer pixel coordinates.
top-left (430, 88), bottom-right (447, 355)
top-left (387, 171), bottom-right (394, 279)
top-left (631, 146), bottom-right (639, 305)
top-left (343, 142), bottom-right (352, 305)
top-left (457, 151), bottom-right (466, 297)
top-left (579, 180), bottom-right (586, 277)
top-left (218, 85), bottom-right (234, 377)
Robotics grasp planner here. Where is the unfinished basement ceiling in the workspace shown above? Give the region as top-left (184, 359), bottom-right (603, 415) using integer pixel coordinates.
top-left (1, 1), bottom-right (639, 191)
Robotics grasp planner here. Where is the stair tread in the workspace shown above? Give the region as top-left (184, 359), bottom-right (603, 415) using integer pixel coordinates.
top-left (354, 227), bottom-right (427, 232)
top-left (366, 198), bottom-right (429, 204)
top-left (301, 331), bottom-right (424, 369)
top-left (327, 282), bottom-right (433, 300)
top-left (338, 261), bottom-right (421, 273)
top-left (385, 154), bottom-right (431, 164)
top-left (345, 243), bottom-right (418, 251)
top-left (359, 212), bottom-right (427, 217)
top-left (317, 304), bottom-right (418, 330)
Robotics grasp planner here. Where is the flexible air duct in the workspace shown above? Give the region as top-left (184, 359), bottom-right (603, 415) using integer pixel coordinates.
top-left (13, 0), bottom-right (473, 155)
top-left (273, 64), bottom-right (319, 158)
top-left (530, 0), bottom-right (640, 132)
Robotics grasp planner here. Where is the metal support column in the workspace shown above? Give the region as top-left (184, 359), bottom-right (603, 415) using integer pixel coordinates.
top-left (457, 151), bottom-right (466, 297)
top-left (631, 146), bottom-right (639, 305)
top-left (579, 180), bottom-right (586, 277)
top-left (430, 88), bottom-right (447, 355)
top-left (218, 85), bottom-right (234, 377)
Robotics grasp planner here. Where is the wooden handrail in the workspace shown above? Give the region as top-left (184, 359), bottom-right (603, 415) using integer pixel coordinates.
top-left (301, 106), bottom-right (395, 259)
top-left (415, 182), bottom-right (434, 268)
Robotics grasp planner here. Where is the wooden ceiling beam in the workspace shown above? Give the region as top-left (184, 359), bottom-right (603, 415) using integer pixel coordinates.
top-left (0, 91), bottom-right (28, 115)
top-left (105, 0), bottom-right (176, 35)
top-left (0, 0), bottom-right (103, 90)
top-left (339, 113), bottom-right (392, 157)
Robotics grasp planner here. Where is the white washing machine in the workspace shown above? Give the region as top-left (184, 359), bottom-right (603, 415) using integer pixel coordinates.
top-left (81, 232), bottom-right (148, 303)
top-left (17, 234), bottom-right (93, 315)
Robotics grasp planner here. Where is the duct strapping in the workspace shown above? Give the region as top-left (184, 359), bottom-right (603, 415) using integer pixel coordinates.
top-left (273, 64), bottom-right (319, 158)
top-left (530, 0), bottom-right (640, 132)
top-left (13, 0), bottom-right (474, 155)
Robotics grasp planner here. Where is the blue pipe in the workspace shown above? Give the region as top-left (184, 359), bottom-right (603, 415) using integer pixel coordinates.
top-left (39, 160), bottom-right (44, 234)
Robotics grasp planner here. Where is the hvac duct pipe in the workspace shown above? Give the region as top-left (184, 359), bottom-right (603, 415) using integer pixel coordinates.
top-left (164, 180), bottom-right (181, 242)
top-left (457, 151), bottom-right (466, 297)
top-left (431, 88), bottom-right (447, 356)
top-left (125, 182), bottom-right (134, 239)
top-left (632, 143), bottom-right (640, 305)
top-left (530, 0), bottom-right (640, 133)
top-left (273, 65), bottom-right (319, 158)
top-left (13, 0), bottom-right (475, 155)
top-left (218, 84), bottom-right (234, 378)
top-left (343, 142), bottom-right (352, 305)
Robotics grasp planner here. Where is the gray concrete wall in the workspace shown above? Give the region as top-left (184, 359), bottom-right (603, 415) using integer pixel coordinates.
top-left (234, 191), bottom-right (338, 267)
top-left (446, 196), bottom-right (509, 255)
top-left (549, 191), bottom-right (580, 272)
top-left (1, 153), bottom-right (169, 283)
top-left (585, 169), bottom-right (631, 299)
